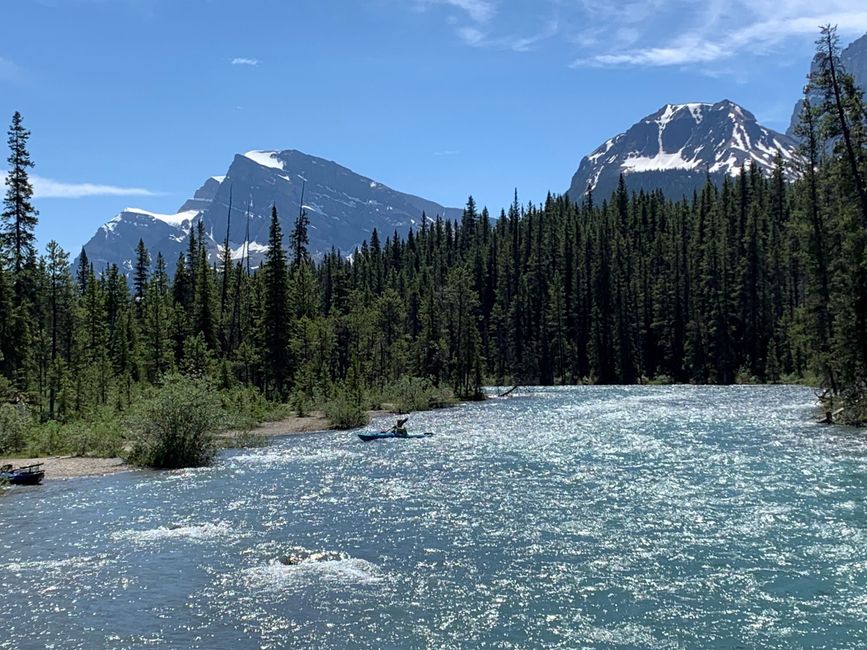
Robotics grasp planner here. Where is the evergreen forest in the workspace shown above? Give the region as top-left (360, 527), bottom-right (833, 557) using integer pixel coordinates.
top-left (2, 27), bottom-right (866, 460)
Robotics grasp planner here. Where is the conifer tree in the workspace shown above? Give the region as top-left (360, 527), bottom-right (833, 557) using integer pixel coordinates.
top-left (263, 205), bottom-right (292, 397)
top-left (0, 263), bottom-right (9, 377)
top-left (813, 25), bottom-right (867, 229)
top-left (443, 266), bottom-right (482, 397)
top-left (143, 253), bottom-right (172, 381)
top-left (291, 200), bottom-right (310, 268)
top-left (77, 248), bottom-right (90, 295)
top-left (44, 242), bottom-right (73, 418)
top-left (1, 112), bottom-right (38, 279)
top-left (134, 238), bottom-right (150, 315)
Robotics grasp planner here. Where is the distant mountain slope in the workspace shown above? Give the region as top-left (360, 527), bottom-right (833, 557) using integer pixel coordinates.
top-left (82, 188), bottom-right (209, 273)
top-left (80, 150), bottom-right (462, 272)
top-left (567, 101), bottom-right (800, 202)
top-left (787, 31), bottom-right (867, 138)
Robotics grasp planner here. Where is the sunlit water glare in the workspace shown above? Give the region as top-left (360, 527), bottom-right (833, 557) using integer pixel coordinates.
top-left (1, 386), bottom-right (866, 649)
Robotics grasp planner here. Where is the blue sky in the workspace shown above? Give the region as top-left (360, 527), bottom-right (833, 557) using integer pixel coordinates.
top-left (2, 0), bottom-right (867, 254)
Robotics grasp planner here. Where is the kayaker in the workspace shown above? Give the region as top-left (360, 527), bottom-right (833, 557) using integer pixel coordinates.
top-left (390, 417), bottom-right (410, 438)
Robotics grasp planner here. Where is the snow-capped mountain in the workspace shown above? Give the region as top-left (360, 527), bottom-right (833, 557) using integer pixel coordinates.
top-left (787, 31), bottom-right (867, 138)
top-left (567, 100), bottom-right (800, 201)
top-left (81, 178), bottom-right (215, 273)
top-left (80, 150), bottom-right (462, 272)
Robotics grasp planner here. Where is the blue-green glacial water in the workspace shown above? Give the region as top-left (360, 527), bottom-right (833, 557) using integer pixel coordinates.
top-left (1, 386), bottom-right (866, 649)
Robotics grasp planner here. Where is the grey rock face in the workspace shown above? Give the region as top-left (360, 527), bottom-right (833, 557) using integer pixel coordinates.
top-left (568, 101), bottom-right (799, 202)
top-left (80, 150), bottom-right (461, 273)
top-left (787, 32), bottom-right (867, 138)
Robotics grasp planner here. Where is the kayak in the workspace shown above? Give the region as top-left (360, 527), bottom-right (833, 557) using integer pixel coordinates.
top-left (357, 431), bottom-right (434, 442)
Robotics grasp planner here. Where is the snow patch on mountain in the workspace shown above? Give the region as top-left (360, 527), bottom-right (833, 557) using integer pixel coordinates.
top-left (621, 150), bottom-right (702, 173)
top-left (244, 150), bottom-right (285, 170)
top-left (122, 208), bottom-right (200, 227)
top-left (568, 100), bottom-right (801, 201)
top-left (79, 149), bottom-right (462, 274)
top-left (222, 241), bottom-right (270, 261)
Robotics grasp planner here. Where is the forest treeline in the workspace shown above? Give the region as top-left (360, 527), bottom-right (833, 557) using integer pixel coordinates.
top-left (1, 26), bottom-right (866, 446)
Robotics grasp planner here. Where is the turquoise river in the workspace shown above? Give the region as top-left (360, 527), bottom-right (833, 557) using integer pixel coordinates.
top-left (1, 386), bottom-right (866, 648)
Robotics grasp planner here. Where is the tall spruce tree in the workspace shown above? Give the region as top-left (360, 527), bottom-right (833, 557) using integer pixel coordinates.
top-left (133, 238), bottom-right (150, 316)
top-left (263, 205), bottom-right (292, 397)
top-left (1, 112), bottom-right (38, 278)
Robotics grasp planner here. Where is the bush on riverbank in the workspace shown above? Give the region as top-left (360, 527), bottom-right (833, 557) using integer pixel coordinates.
top-left (0, 405), bottom-right (29, 455)
top-left (219, 385), bottom-right (291, 432)
top-left (217, 430), bottom-right (269, 449)
top-left (25, 412), bottom-right (124, 458)
top-left (323, 391), bottom-right (369, 429)
top-left (0, 405), bottom-right (124, 458)
top-left (127, 375), bottom-right (222, 469)
top-left (376, 378), bottom-right (457, 414)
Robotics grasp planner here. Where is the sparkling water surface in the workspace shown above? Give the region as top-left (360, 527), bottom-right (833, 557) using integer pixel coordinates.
top-left (2, 386), bottom-right (866, 649)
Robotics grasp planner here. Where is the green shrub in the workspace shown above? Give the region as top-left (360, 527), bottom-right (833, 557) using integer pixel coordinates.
top-left (380, 377), bottom-right (457, 413)
top-left (22, 410), bottom-right (124, 458)
top-left (219, 385), bottom-right (291, 431)
top-left (0, 404), bottom-right (29, 455)
top-left (22, 420), bottom-right (64, 457)
top-left (780, 370), bottom-right (820, 387)
top-left (218, 431), bottom-right (269, 449)
top-left (65, 415), bottom-right (124, 457)
top-left (127, 375), bottom-right (223, 469)
top-left (323, 393), bottom-right (369, 429)
top-left (288, 388), bottom-right (313, 418)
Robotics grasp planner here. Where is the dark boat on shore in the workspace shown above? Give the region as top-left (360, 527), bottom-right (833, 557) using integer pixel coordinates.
top-left (357, 431), bottom-right (434, 442)
top-left (0, 463), bottom-right (45, 486)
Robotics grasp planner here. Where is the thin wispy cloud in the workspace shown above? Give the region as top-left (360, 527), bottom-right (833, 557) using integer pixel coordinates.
top-left (31, 176), bottom-right (159, 199)
top-left (231, 57), bottom-right (260, 66)
top-left (397, 0), bottom-right (867, 70)
top-left (510, 18), bottom-right (560, 53)
top-left (454, 17), bottom-right (560, 51)
top-left (577, 5), bottom-right (867, 68)
top-left (413, 0), bottom-right (503, 46)
top-left (418, 0), bottom-right (496, 24)
top-left (433, 149), bottom-right (460, 156)
top-left (457, 26), bottom-right (486, 47)
top-left (4, 170), bottom-right (158, 198)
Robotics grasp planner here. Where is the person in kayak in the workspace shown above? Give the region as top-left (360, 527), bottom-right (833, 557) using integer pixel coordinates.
top-left (390, 417), bottom-right (410, 438)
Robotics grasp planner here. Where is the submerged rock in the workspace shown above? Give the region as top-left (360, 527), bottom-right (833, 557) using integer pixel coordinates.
top-left (278, 549), bottom-right (348, 566)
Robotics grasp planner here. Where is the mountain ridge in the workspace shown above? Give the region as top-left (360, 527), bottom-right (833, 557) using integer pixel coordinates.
top-left (567, 100), bottom-right (800, 201)
top-left (80, 149), bottom-right (463, 272)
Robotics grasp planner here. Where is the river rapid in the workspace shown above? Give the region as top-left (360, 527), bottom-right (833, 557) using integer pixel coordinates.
top-left (1, 386), bottom-right (866, 649)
